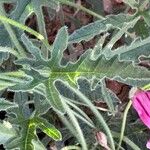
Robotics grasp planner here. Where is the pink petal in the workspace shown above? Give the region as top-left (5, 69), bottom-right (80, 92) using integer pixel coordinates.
top-left (103, 0), bottom-right (113, 13)
top-left (146, 139), bottom-right (150, 149)
top-left (115, 0), bottom-right (123, 3)
top-left (132, 91), bottom-right (150, 128)
top-left (136, 91), bottom-right (150, 114)
top-left (95, 131), bottom-right (111, 150)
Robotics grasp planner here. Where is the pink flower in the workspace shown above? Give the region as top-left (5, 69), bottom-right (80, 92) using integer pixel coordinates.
top-left (130, 88), bottom-right (150, 149)
top-left (147, 140), bottom-right (150, 149)
top-left (131, 90), bottom-right (150, 128)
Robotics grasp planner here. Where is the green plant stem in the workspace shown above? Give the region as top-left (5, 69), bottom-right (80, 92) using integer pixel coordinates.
top-left (57, 0), bottom-right (104, 19)
top-left (61, 146), bottom-right (81, 150)
top-left (143, 83), bottom-right (150, 90)
top-left (60, 96), bottom-right (88, 150)
top-left (112, 131), bottom-right (141, 150)
top-left (0, 5), bottom-right (26, 57)
top-left (0, 13), bottom-right (52, 53)
top-left (65, 98), bottom-right (111, 112)
top-left (117, 100), bottom-right (132, 150)
top-left (62, 82), bottom-right (116, 150)
top-left (0, 46), bottom-right (20, 58)
top-left (117, 83), bottom-right (150, 150)
top-left (0, 15), bottom-right (44, 41)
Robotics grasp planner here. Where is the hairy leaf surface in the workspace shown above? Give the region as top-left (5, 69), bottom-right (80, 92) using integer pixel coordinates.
top-left (69, 14), bottom-right (134, 43)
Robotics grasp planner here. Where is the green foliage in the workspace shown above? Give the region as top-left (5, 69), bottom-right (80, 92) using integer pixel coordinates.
top-left (4, 92), bottom-right (61, 150)
top-left (123, 0), bottom-right (139, 9)
top-left (69, 14), bottom-right (134, 43)
top-left (104, 36), bottom-right (150, 62)
top-left (0, 121), bottom-right (17, 145)
top-left (0, 0), bottom-right (149, 150)
top-left (0, 98), bottom-right (17, 110)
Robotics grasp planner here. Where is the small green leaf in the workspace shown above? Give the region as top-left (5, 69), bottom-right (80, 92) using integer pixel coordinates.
top-left (69, 14), bottom-right (133, 43)
top-left (0, 98), bottom-right (17, 111)
top-left (105, 36), bottom-right (150, 62)
top-left (123, 0), bottom-right (139, 9)
top-left (142, 10), bottom-right (150, 27)
top-left (32, 139), bottom-right (46, 150)
top-left (0, 46), bottom-right (19, 57)
top-left (34, 117), bottom-right (62, 141)
top-left (0, 122), bottom-right (16, 144)
top-left (50, 26), bottom-right (68, 69)
top-left (0, 71), bottom-right (31, 91)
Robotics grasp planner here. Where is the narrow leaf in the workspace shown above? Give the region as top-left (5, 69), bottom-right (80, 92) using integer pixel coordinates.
top-left (0, 98), bottom-right (17, 111)
top-left (34, 117), bottom-right (62, 141)
top-left (0, 122), bottom-right (16, 144)
top-left (69, 14), bottom-right (133, 43)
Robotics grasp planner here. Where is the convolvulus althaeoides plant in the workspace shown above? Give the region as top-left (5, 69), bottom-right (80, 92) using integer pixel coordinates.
top-left (130, 88), bottom-right (150, 149)
top-left (0, 0), bottom-right (149, 150)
